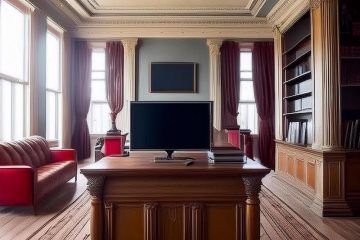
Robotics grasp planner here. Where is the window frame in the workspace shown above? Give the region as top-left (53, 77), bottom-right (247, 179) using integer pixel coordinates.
top-left (0, 0), bottom-right (30, 141)
top-left (238, 48), bottom-right (259, 134)
top-left (45, 22), bottom-right (63, 142)
top-left (88, 47), bottom-right (110, 136)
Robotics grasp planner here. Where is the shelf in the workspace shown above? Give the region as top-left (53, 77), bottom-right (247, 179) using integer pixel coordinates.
top-left (283, 71), bottom-right (311, 84)
top-left (284, 91), bottom-right (312, 100)
top-left (341, 84), bottom-right (360, 87)
top-left (341, 56), bottom-right (360, 59)
top-left (283, 33), bottom-right (311, 54)
top-left (283, 109), bottom-right (312, 116)
top-left (283, 49), bottom-right (311, 69)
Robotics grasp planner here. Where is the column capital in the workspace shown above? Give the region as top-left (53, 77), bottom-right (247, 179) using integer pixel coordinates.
top-left (121, 38), bottom-right (138, 55)
top-left (206, 39), bottom-right (223, 55)
top-left (273, 26), bottom-right (281, 39)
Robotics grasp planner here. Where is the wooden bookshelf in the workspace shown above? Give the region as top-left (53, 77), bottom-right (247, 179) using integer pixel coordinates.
top-left (340, 0), bottom-right (360, 149)
top-left (282, 12), bottom-right (312, 146)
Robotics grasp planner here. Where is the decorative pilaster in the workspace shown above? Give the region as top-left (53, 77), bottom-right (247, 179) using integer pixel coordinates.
top-left (207, 39), bottom-right (223, 130)
top-left (312, 0), bottom-right (341, 149)
top-left (87, 176), bottom-right (105, 240)
top-left (191, 203), bottom-right (204, 240)
top-left (144, 202), bottom-right (158, 240)
top-left (119, 38), bottom-right (138, 133)
top-left (242, 175), bottom-right (262, 240)
top-left (273, 26), bottom-right (283, 141)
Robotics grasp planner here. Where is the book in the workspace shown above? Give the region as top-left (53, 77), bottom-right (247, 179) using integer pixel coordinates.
top-left (344, 121), bottom-right (351, 148)
top-left (300, 121), bottom-right (307, 145)
top-left (352, 120), bottom-right (359, 149)
top-left (208, 157), bottom-right (246, 164)
top-left (307, 120), bottom-right (313, 144)
top-left (348, 121), bottom-right (354, 149)
top-left (208, 149), bottom-right (244, 156)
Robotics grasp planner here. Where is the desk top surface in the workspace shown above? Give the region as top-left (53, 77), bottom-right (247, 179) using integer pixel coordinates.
top-left (81, 151), bottom-right (270, 177)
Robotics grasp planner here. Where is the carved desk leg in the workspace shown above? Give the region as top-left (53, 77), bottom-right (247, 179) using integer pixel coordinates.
top-left (87, 176), bottom-right (105, 240)
top-left (242, 175), bottom-right (262, 240)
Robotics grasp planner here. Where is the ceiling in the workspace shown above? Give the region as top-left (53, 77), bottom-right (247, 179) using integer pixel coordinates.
top-left (28, 0), bottom-right (281, 38)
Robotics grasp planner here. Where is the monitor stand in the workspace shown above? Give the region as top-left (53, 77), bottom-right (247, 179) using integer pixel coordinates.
top-left (154, 150), bottom-right (194, 163)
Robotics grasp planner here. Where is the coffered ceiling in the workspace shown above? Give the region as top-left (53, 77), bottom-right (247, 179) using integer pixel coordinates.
top-left (28, 0), bottom-right (281, 38)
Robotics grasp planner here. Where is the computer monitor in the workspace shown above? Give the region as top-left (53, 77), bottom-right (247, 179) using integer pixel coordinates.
top-left (130, 101), bottom-right (213, 159)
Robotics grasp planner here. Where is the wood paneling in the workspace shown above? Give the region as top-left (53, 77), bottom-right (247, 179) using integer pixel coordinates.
top-left (279, 151), bottom-right (287, 172)
top-left (158, 205), bottom-right (184, 240)
top-left (327, 162), bottom-right (341, 198)
top-left (287, 156), bottom-right (295, 177)
top-left (205, 204), bottom-right (238, 240)
top-left (296, 159), bottom-right (305, 182)
top-left (307, 162), bottom-right (315, 190)
top-left (113, 204), bottom-right (144, 240)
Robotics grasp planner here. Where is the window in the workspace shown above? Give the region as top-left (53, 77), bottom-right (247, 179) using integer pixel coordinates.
top-left (46, 25), bottom-right (62, 141)
top-left (88, 48), bottom-right (110, 134)
top-left (237, 50), bottom-right (258, 134)
top-left (0, 0), bottom-right (30, 141)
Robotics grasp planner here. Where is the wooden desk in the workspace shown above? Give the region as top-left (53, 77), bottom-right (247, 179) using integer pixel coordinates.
top-left (81, 152), bottom-right (270, 240)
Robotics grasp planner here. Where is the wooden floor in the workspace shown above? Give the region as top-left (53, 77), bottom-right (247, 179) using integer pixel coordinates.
top-left (1, 158), bottom-right (360, 240)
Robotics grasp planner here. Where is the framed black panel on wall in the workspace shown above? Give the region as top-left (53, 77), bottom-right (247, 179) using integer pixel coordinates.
top-left (149, 62), bottom-right (197, 93)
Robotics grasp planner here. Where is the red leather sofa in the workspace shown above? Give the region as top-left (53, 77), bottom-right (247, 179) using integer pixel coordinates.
top-left (0, 136), bottom-right (77, 212)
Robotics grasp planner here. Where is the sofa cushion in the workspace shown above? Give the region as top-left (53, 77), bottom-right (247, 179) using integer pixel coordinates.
top-left (0, 136), bottom-right (51, 168)
top-left (36, 160), bottom-right (77, 200)
top-left (23, 136), bottom-right (51, 167)
top-left (0, 143), bottom-right (24, 166)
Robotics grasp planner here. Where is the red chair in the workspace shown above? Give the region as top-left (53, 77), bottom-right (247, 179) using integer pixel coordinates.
top-left (104, 135), bottom-right (127, 156)
top-left (95, 133), bottom-right (128, 161)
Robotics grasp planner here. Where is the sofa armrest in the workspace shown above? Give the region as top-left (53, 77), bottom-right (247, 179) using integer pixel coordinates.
top-left (0, 166), bottom-right (34, 206)
top-left (51, 149), bottom-right (77, 162)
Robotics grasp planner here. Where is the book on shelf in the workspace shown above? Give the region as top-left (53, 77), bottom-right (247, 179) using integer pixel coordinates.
top-left (344, 121), bottom-right (351, 148)
top-left (343, 119), bottom-right (360, 149)
top-left (307, 120), bottom-right (313, 145)
top-left (287, 120), bottom-right (312, 145)
top-left (352, 120), bottom-right (359, 149)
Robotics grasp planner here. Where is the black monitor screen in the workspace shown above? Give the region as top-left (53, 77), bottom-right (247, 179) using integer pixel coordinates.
top-left (130, 101), bottom-right (212, 151)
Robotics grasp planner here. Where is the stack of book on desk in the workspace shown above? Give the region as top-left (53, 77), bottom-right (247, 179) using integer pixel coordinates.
top-left (208, 148), bottom-right (245, 163)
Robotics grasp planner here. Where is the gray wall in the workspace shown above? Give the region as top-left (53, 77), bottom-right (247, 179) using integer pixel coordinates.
top-left (137, 39), bottom-right (209, 101)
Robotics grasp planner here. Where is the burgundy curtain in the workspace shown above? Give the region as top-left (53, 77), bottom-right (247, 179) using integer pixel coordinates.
top-left (71, 41), bottom-right (92, 160)
top-left (105, 42), bottom-right (124, 131)
top-left (220, 41), bottom-right (240, 129)
top-left (253, 42), bottom-right (275, 169)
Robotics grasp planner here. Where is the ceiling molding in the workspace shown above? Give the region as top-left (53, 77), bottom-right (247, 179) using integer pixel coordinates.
top-left (71, 25), bottom-right (273, 39)
top-left (267, 0), bottom-right (310, 32)
top-left (80, 16), bottom-right (268, 25)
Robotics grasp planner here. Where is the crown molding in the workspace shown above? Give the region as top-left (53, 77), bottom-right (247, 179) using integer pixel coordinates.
top-left (71, 24), bottom-right (273, 39)
top-left (267, 0), bottom-right (310, 33)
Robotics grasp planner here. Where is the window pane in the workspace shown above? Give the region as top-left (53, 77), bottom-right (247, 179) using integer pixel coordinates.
top-left (46, 32), bottom-right (60, 90)
top-left (92, 51), bottom-right (105, 71)
top-left (14, 84), bottom-right (24, 140)
top-left (240, 72), bottom-right (252, 79)
top-left (240, 52), bottom-right (252, 71)
top-left (91, 80), bottom-right (106, 101)
top-left (46, 91), bottom-right (56, 139)
top-left (237, 103), bottom-right (258, 134)
top-left (92, 71), bottom-right (105, 80)
top-left (89, 103), bottom-right (110, 134)
top-left (240, 81), bottom-right (255, 101)
top-left (0, 1), bottom-right (26, 80)
top-left (1, 80), bottom-right (12, 141)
